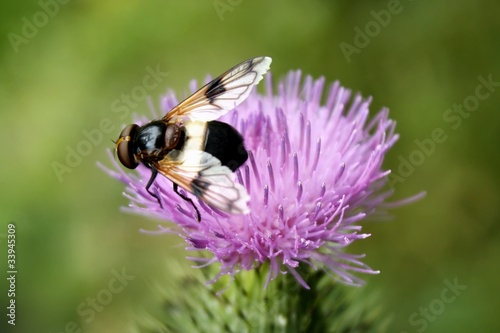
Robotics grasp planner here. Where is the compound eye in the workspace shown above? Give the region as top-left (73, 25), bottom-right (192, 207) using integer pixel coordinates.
top-left (116, 124), bottom-right (139, 169)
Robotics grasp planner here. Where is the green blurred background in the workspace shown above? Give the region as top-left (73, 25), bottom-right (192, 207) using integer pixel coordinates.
top-left (1, 0), bottom-right (499, 332)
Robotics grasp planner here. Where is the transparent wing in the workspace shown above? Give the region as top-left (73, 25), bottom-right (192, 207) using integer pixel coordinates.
top-left (164, 56), bottom-right (272, 123)
top-left (155, 150), bottom-right (250, 214)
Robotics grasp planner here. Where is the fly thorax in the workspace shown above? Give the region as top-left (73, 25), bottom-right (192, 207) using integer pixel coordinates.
top-left (134, 121), bottom-right (167, 156)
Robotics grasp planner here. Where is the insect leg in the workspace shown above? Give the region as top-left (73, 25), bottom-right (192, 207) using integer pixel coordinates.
top-left (173, 183), bottom-right (201, 222)
top-left (146, 168), bottom-right (163, 208)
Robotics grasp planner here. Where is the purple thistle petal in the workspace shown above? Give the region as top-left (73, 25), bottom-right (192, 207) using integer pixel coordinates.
top-left (100, 70), bottom-right (422, 288)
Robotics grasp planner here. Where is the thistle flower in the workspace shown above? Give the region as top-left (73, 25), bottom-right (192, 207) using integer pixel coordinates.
top-left (100, 69), bottom-right (422, 289)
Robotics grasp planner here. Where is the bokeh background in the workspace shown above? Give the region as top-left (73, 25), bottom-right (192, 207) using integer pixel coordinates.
top-left (1, 0), bottom-right (499, 332)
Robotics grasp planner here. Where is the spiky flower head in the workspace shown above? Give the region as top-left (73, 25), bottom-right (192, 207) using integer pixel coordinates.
top-left (100, 69), bottom-right (420, 288)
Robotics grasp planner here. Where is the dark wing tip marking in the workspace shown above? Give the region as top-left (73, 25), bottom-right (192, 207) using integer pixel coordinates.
top-left (205, 77), bottom-right (226, 103)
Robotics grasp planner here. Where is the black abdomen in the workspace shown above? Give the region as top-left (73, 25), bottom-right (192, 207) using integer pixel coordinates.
top-left (204, 121), bottom-right (248, 171)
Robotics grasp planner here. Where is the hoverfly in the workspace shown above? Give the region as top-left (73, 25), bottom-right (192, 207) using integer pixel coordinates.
top-left (115, 56), bottom-right (272, 222)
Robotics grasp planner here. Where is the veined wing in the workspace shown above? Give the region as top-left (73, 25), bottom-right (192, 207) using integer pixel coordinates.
top-left (154, 150), bottom-right (250, 214)
top-left (164, 56), bottom-right (272, 123)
